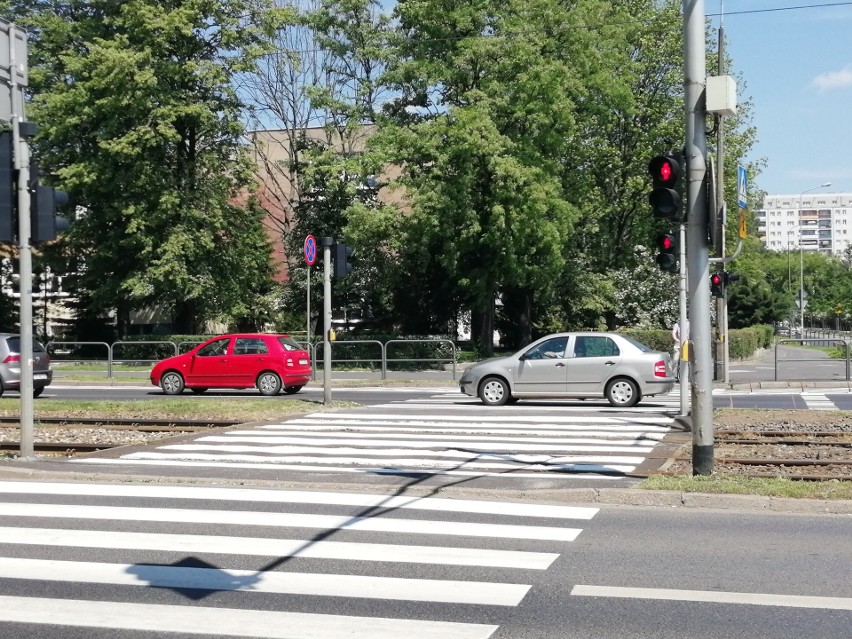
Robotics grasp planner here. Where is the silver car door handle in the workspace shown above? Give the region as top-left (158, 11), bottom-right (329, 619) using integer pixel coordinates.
top-left (604, 361), bottom-right (616, 366)
top-left (555, 362), bottom-right (566, 367)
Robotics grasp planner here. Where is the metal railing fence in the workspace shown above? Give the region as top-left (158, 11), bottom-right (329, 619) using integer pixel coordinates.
top-left (46, 338), bottom-right (459, 381)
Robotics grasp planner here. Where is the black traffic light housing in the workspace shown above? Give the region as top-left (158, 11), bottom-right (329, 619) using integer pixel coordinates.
top-left (723, 271), bottom-right (740, 286)
top-left (710, 272), bottom-right (724, 298)
top-left (648, 152), bottom-right (684, 221)
top-left (333, 241), bottom-right (354, 279)
top-left (655, 231), bottom-right (678, 273)
top-left (30, 163), bottom-right (71, 244)
top-left (0, 131), bottom-right (13, 244)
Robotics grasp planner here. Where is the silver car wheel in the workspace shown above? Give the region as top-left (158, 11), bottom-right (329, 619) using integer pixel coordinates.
top-left (161, 372), bottom-right (184, 395)
top-left (606, 378), bottom-right (639, 408)
top-left (257, 372), bottom-right (282, 396)
top-left (479, 377), bottom-right (509, 406)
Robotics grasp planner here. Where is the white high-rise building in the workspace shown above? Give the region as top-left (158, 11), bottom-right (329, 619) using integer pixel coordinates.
top-left (757, 192), bottom-right (852, 256)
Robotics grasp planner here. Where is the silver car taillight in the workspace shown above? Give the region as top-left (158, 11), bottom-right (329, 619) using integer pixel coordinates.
top-left (654, 361), bottom-right (667, 377)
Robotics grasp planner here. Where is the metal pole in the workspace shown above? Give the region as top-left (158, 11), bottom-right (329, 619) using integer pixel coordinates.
top-left (10, 24), bottom-right (35, 459)
top-left (717, 25), bottom-right (730, 384)
top-left (321, 237), bottom-right (333, 406)
top-left (678, 222), bottom-right (689, 416)
top-left (799, 234), bottom-right (804, 338)
top-left (684, 0), bottom-right (713, 475)
top-left (798, 183), bottom-right (832, 339)
top-left (306, 266), bottom-right (310, 347)
top-left (787, 238), bottom-right (793, 338)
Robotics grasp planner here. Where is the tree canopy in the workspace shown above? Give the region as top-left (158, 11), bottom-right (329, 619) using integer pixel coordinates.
top-left (3, 0), bottom-right (816, 346)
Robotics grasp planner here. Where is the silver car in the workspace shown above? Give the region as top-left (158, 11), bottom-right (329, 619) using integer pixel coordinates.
top-left (0, 333), bottom-right (53, 398)
top-left (459, 332), bottom-right (675, 407)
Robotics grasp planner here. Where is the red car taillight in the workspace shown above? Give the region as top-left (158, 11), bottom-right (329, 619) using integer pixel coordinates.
top-left (654, 360), bottom-right (667, 377)
top-left (3, 355), bottom-right (20, 364)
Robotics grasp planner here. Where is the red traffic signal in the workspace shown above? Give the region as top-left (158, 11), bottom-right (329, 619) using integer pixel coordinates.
top-left (710, 272), bottom-right (724, 297)
top-left (655, 231), bottom-right (678, 273)
top-left (649, 155), bottom-right (681, 188)
top-left (648, 153), bottom-right (684, 221)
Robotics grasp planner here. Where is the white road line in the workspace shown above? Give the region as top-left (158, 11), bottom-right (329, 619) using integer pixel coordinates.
top-left (0, 526), bottom-right (559, 569)
top-left (118, 451), bottom-right (640, 473)
top-left (571, 585), bottom-right (852, 611)
top-left (0, 481), bottom-right (599, 520)
top-left (0, 595), bottom-right (498, 639)
top-left (800, 392), bottom-right (836, 410)
top-left (259, 423), bottom-right (669, 438)
top-left (152, 446), bottom-right (650, 464)
top-left (70, 457), bottom-right (628, 478)
top-left (376, 402), bottom-right (679, 413)
top-left (0, 503), bottom-right (584, 542)
top-left (174, 437), bottom-right (655, 453)
top-left (303, 413), bottom-right (673, 425)
top-left (0, 557), bottom-right (530, 606)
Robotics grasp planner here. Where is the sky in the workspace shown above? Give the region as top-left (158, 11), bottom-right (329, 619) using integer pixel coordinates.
top-left (719, 1), bottom-right (852, 197)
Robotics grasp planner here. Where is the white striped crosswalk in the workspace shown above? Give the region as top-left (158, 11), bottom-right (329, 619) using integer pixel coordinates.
top-left (0, 480), bottom-right (598, 638)
top-left (72, 390), bottom-right (676, 478)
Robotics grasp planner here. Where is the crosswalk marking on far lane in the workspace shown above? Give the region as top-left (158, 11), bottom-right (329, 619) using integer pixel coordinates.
top-left (73, 390), bottom-right (675, 478)
top-left (0, 480), bottom-right (598, 638)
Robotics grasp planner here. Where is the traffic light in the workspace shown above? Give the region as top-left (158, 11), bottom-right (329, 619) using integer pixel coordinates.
top-left (333, 241), bottom-right (354, 279)
top-left (0, 131), bottom-right (14, 244)
top-left (723, 271), bottom-right (740, 286)
top-left (648, 153), bottom-right (683, 221)
top-left (710, 272), bottom-right (724, 298)
top-left (655, 231), bottom-right (678, 273)
top-left (30, 164), bottom-right (71, 244)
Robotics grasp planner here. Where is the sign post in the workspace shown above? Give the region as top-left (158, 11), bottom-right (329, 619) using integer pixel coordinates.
top-left (303, 235), bottom-right (317, 351)
top-left (737, 165), bottom-right (747, 209)
top-left (1, 21), bottom-right (34, 458)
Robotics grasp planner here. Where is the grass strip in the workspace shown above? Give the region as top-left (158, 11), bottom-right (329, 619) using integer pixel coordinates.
top-left (0, 398), bottom-right (355, 423)
top-left (641, 474), bottom-right (852, 500)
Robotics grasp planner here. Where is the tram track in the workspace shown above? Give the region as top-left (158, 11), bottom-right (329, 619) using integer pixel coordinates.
top-left (660, 427), bottom-right (852, 481)
top-left (0, 417), bottom-right (242, 457)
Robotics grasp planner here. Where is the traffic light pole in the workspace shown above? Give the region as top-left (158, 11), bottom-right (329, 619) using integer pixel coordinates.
top-left (9, 29), bottom-right (35, 459)
top-left (321, 237), bottom-right (333, 406)
top-left (684, 0), bottom-right (713, 475)
top-left (678, 222), bottom-right (689, 417)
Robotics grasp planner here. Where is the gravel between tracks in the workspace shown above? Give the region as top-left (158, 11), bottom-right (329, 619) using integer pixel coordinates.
top-left (667, 410), bottom-right (852, 479)
top-left (1, 426), bottom-right (197, 452)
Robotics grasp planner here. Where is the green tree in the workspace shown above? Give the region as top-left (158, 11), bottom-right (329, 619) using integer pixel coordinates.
top-left (241, 0), bottom-right (395, 333)
top-left (380, 0), bottom-right (602, 351)
top-left (15, 0), bottom-right (287, 334)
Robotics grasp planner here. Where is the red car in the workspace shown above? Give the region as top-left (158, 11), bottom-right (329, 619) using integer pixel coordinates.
top-left (150, 333), bottom-right (312, 396)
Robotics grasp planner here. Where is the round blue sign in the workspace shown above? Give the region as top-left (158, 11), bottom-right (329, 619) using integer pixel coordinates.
top-left (304, 234), bottom-right (317, 266)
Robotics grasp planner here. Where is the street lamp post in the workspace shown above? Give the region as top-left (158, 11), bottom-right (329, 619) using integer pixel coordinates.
top-left (798, 182), bottom-right (832, 338)
top-left (788, 230), bottom-right (795, 338)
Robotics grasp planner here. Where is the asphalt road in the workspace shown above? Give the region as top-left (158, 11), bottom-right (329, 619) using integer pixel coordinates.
top-left (0, 483), bottom-right (848, 639)
top-left (539, 506), bottom-right (852, 639)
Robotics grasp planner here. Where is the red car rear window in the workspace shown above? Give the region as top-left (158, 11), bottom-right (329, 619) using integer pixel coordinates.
top-left (277, 336), bottom-right (305, 352)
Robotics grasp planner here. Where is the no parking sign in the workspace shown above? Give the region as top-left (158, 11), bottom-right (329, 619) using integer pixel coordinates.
top-left (304, 234), bottom-right (317, 266)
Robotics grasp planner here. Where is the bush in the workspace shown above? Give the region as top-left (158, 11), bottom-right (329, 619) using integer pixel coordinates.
top-left (618, 328), bottom-right (674, 354)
